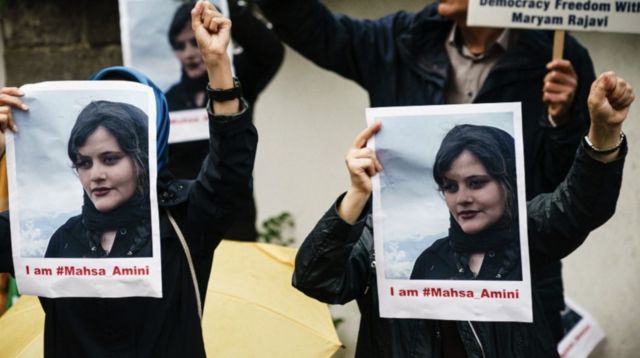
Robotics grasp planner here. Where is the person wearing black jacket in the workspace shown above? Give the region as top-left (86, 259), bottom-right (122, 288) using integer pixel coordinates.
top-left (0, 3), bottom-right (256, 356)
top-left (168, 0), bottom-right (284, 241)
top-left (257, 0), bottom-right (595, 339)
top-left (293, 72), bottom-right (633, 357)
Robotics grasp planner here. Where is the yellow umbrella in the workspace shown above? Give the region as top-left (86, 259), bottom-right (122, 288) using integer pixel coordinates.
top-left (0, 295), bottom-right (44, 357)
top-left (0, 242), bottom-right (341, 357)
top-left (203, 240), bottom-right (342, 357)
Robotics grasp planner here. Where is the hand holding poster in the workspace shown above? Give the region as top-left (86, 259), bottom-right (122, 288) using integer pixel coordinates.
top-left (6, 81), bottom-right (162, 298)
top-left (366, 103), bottom-right (532, 322)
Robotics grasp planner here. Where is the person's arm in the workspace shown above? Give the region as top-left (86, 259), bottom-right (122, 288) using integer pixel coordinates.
top-left (256, 0), bottom-right (408, 90)
top-left (537, 37), bottom-right (596, 188)
top-left (230, 1), bottom-right (284, 104)
top-left (293, 122), bottom-right (382, 303)
top-left (185, 2), bottom-right (257, 243)
top-left (293, 195), bottom-right (374, 304)
top-left (193, 1), bottom-right (240, 114)
top-left (0, 89), bottom-right (26, 275)
top-left (528, 72), bottom-right (634, 267)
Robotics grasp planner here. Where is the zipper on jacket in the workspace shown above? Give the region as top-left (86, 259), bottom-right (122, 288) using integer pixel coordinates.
top-left (364, 253), bottom-right (376, 296)
top-left (467, 321), bottom-right (486, 358)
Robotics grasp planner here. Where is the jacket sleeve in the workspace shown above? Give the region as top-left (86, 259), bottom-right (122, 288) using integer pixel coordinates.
top-left (185, 99), bottom-right (258, 250)
top-left (293, 195), bottom-right (374, 304)
top-left (230, 2), bottom-right (285, 105)
top-left (527, 141), bottom-right (626, 267)
top-left (0, 211), bottom-right (13, 275)
top-left (256, 0), bottom-right (409, 90)
top-left (536, 35), bottom-right (596, 190)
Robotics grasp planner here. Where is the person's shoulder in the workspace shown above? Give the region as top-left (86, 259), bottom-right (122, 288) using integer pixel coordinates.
top-left (46, 214), bottom-right (83, 257)
top-left (336, 4), bottom-right (432, 33)
top-left (50, 215), bottom-right (83, 239)
top-left (165, 81), bottom-right (193, 111)
top-left (429, 237), bottom-right (450, 250)
top-left (388, 4), bottom-right (451, 46)
top-left (511, 29), bottom-right (552, 50)
top-left (514, 29), bottom-right (591, 66)
top-left (165, 82), bottom-right (183, 101)
top-left (414, 237), bottom-right (449, 264)
top-left (406, 3), bottom-right (451, 28)
top-left (411, 237), bottom-right (450, 279)
top-left (514, 28), bottom-right (582, 49)
top-left (563, 33), bottom-right (592, 59)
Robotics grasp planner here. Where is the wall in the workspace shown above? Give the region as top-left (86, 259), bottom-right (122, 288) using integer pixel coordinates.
top-left (0, 0), bottom-right (122, 86)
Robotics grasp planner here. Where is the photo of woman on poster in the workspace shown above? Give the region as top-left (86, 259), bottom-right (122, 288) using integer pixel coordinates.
top-left (165, 2), bottom-right (211, 110)
top-left (410, 124), bottom-right (521, 281)
top-left (44, 101), bottom-right (152, 258)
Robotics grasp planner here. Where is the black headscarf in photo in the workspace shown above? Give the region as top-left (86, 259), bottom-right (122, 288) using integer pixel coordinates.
top-left (68, 101), bottom-right (151, 254)
top-left (432, 124), bottom-right (520, 254)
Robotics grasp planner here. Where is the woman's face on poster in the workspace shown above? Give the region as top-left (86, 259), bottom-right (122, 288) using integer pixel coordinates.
top-left (173, 24), bottom-right (207, 79)
top-left (75, 126), bottom-right (138, 212)
top-left (441, 150), bottom-right (506, 235)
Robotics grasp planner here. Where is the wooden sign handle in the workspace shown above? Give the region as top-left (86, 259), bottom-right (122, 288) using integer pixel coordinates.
top-left (552, 30), bottom-right (565, 60)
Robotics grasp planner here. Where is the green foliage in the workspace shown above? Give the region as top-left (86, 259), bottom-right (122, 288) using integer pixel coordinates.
top-left (257, 211), bottom-right (295, 247)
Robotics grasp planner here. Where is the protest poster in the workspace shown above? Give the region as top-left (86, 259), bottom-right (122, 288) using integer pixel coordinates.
top-left (468, 0), bottom-right (640, 33)
top-left (558, 297), bottom-right (606, 357)
top-left (6, 81), bottom-right (162, 298)
top-left (367, 103), bottom-right (532, 322)
top-left (118, 0), bottom-right (230, 143)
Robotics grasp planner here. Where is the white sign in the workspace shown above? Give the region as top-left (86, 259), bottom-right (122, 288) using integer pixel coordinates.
top-left (558, 297), bottom-right (606, 357)
top-left (7, 81), bottom-right (162, 298)
top-left (118, 0), bottom-right (230, 143)
top-left (367, 103), bottom-right (533, 322)
top-left (168, 108), bottom-right (210, 144)
top-left (468, 0), bottom-right (640, 33)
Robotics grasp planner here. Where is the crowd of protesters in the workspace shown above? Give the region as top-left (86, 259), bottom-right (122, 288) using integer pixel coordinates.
top-left (0, 0), bottom-right (636, 357)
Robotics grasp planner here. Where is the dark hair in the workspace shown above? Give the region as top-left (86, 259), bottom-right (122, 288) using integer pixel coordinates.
top-left (89, 66), bottom-right (171, 174)
top-left (68, 100), bottom-right (149, 196)
top-left (432, 124), bottom-right (517, 220)
top-left (168, 2), bottom-right (195, 48)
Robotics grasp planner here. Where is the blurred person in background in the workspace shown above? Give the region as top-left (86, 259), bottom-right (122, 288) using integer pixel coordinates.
top-left (167, 0), bottom-right (284, 242)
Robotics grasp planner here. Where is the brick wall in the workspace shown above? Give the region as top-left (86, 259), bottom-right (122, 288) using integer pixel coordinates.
top-left (1, 0), bottom-right (122, 86)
